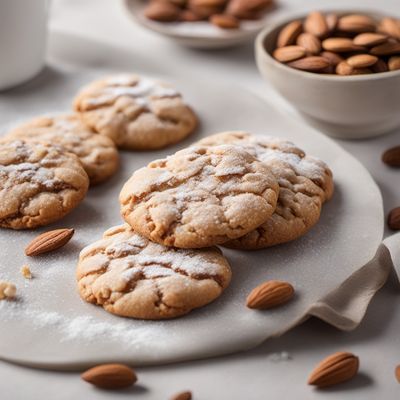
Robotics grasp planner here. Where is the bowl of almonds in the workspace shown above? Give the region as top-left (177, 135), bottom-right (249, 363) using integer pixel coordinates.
top-left (124, 0), bottom-right (276, 48)
top-left (255, 11), bottom-right (400, 139)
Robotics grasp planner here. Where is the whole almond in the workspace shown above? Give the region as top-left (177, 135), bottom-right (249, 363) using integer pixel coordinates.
top-left (322, 37), bottom-right (364, 52)
top-left (226, 0), bottom-right (272, 19)
top-left (395, 365), bottom-right (400, 382)
top-left (353, 32), bottom-right (388, 47)
top-left (371, 41), bottom-right (400, 56)
top-left (144, 1), bottom-right (181, 21)
top-left (347, 54), bottom-right (378, 68)
top-left (308, 352), bottom-right (359, 388)
top-left (388, 56), bottom-right (400, 71)
top-left (180, 9), bottom-right (203, 22)
top-left (273, 45), bottom-right (306, 62)
top-left (382, 146), bottom-right (400, 167)
top-left (371, 58), bottom-right (388, 73)
top-left (321, 51), bottom-right (344, 66)
top-left (25, 228), bottom-right (74, 256)
top-left (379, 17), bottom-right (400, 40)
top-left (288, 56), bottom-right (330, 72)
top-left (296, 33), bottom-right (321, 55)
top-left (246, 280), bottom-right (294, 309)
top-left (337, 14), bottom-right (376, 33)
top-left (81, 364), bottom-right (137, 390)
top-left (336, 61), bottom-right (354, 75)
top-left (388, 207), bottom-right (400, 230)
top-left (304, 11), bottom-right (329, 38)
top-left (170, 391), bottom-right (192, 400)
top-left (276, 20), bottom-right (303, 48)
top-left (210, 14), bottom-right (239, 29)
top-left (325, 13), bottom-right (338, 32)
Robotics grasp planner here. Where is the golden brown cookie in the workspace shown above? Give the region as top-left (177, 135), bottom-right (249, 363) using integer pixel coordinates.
top-left (73, 74), bottom-right (198, 150)
top-left (197, 132), bottom-right (334, 249)
top-left (8, 114), bottom-right (119, 185)
top-left (120, 144), bottom-right (279, 248)
top-left (76, 224), bottom-right (232, 319)
top-left (0, 139), bottom-right (89, 229)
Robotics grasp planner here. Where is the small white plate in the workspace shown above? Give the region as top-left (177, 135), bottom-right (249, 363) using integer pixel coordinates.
top-left (124, 0), bottom-right (272, 49)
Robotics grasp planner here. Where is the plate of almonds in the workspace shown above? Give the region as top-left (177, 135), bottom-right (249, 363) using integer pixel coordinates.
top-left (124, 0), bottom-right (276, 48)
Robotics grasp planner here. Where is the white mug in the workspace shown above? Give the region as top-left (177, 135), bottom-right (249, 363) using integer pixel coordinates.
top-left (0, 0), bottom-right (48, 91)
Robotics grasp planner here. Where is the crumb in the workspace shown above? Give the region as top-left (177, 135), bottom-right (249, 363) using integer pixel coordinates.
top-left (0, 280), bottom-right (16, 300)
top-left (21, 264), bottom-right (32, 279)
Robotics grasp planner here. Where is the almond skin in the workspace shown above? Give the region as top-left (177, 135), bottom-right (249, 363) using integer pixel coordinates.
top-left (346, 54), bottom-right (378, 68)
top-left (382, 146), bottom-right (400, 167)
top-left (144, 1), bottom-right (181, 21)
top-left (322, 37), bottom-right (364, 52)
top-left (277, 20), bottom-right (303, 48)
top-left (296, 33), bottom-right (321, 55)
top-left (388, 207), bottom-right (400, 230)
top-left (308, 352), bottom-right (359, 388)
top-left (210, 14), bottom-right (239, 29)
top-left (25, 228), bottom-right (74, 257)
top-left (287, 56), bottom-right (329, 72)
top-left (337, 14), bottom-right (376, 33)
top-left (388, 56), bottom-right (400, 71)
top-left (170, 391), bottom-right (192, 400)
top-left (395, 365), bottom-right (400, 382)
top-left (370, 42), bottom-right (400, 56)
top-left (273, 45), bottom-right (306, 62)
top-left (246, 280), bottom-right (294, 309)
top-left (304, 11), bottom-right (329, 38)
top-left (321, 51), bottom-right (344, 66)
top-left (325, 13), bottom-right (338, 32)
top-left (81, 364), bottom-right (137, 390)
top-left (379, 17), bottom-right (400, 40)
top-left (353, 33), bottom-right (388, 47)
top-left (372, 58), bottom-right (388, 73)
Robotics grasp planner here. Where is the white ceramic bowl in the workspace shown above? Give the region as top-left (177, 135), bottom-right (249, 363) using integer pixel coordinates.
top-left (255, 13), bottom-right (400, 139)
top-left (124, 0), bottom-right (270, 49)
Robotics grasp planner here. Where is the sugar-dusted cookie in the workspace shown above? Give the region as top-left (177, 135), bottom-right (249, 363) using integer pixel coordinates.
top-left (0, 139), bottom-right (89, 229)
top-left (197, 131), bottom-right (334, 249)
top-left (120, 144), bottom-right (279, 248)
top-left (73, 74), bottom-right (198, 150)
top-left (9, 114), bottom-right (119, 185)
top-left (77, 224), bottom-right (232, 319)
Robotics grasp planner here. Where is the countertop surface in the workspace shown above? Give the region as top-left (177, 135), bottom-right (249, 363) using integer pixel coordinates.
top-left (2, 0), bottom-right (400, 398)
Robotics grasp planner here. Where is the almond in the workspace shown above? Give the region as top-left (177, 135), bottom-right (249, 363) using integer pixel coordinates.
top-left (170, 391), bottom-right (192, 400)
top-left (246, 280), bottom-right (294, 309)
top-left (288, 56), bottom-right (330, 72)
top-left (388, 56), bottom-right (400, 71)
top-left (371, 58), bottom-right (388, 73)
top-left (370, 41), bottom-right (400, 56)
top-left (81, 364), bottom-right (137, 390)
top-left (388, 207), bottom-right (400, 230)
top-left (304, 11), bottom-right (329, 38)
top-left (180, 9), bottom-right (203, 21)
top-left (346, 54), bottom-right (378, 68)
top-left (325, 13), bottom-right (338, 33)
top-left (308, 352), bottom-right (359, 388)
top-left (210, 14), bottom-right (239, 29)
top-left (226, 0), bottom-right (272, 19)
top-left (25, 228), bottom-right (74, 257)
top-left (382, 146), bottom-right (400, 167)
top-left (296, 33), bottom-right (321, 55)
top-left (353, 32), bottom-right (388, 47)
top-left (336, 61), bottom-right (354, 75)
top-left (379, 17), bottom-right (400, 40)
top-left (273, 45), bottom-right (306, 62)
top-left (144, 1), bottom-right (181, 21)
top-left (276, 20), bottom-right (303, 48)
top-left (321, 51), bottom-right (344, 66)
top-left (337, 14), bottom-right (376, 33)
top-left (322, 37), bottom-right (364, 52)
top-left (395, 365), bottom-right (400, 382)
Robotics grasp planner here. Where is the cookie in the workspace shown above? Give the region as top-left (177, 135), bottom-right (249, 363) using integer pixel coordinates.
top-left (73, 74), bottom-right (198, 150)
top-left (8, 114), bottom-right (119, 185)
top-left (76, 224), bottom-right (232, 319)
top-left (197, 132), bottom-right (334, 249)
top-left (0, 139), bottom-right (89, 229)
top-left (120, 144), bottom-right (279, 248)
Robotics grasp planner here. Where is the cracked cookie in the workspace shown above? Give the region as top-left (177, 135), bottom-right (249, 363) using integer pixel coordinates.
top-left (8, 114), bottom-right (119, 185)
top-left (0, 139), bottom-right (89, 229)
top-left (76, 224), bottom-right (232, 319)
top-left (120, 144), bottom-right (279, 248)
top-left (73, 74), bottom-right (198, 150)
top-left (197, 132), bottom-right (334, 249)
